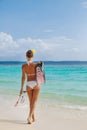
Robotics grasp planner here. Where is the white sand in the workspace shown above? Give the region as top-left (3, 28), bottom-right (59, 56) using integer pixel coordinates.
top-left (0, 99), bottom-right (87, 130)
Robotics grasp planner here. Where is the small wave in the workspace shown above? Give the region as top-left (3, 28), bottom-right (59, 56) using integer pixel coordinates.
top-left (63, 105), bottom-right (87, 110)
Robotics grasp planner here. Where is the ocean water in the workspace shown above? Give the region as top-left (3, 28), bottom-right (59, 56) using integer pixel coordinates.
top-left (0, 61), bottom-right (87, 110)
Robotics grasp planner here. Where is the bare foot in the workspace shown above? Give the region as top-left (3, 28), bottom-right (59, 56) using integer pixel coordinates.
top-left (32, 114), bottom-right (35, 122)
top-left (27, 117), bottom-right (32, 124)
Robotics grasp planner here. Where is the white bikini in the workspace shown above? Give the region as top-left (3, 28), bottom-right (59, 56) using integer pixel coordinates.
top-left (26, 60), bottom-right (37, 89)
top-left (26, 81), bottom-right (37, 89)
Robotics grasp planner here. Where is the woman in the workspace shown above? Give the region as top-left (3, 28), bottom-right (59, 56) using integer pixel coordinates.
top-left (20, 50), bottom-right (40, 124)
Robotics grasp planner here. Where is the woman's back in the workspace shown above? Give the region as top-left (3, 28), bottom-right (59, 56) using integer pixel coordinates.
top-left (22, 62), bottom-right (36, 81)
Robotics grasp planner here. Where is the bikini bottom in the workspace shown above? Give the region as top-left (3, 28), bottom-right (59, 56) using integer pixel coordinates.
top-left (26, 81), bottom-right (37, 89)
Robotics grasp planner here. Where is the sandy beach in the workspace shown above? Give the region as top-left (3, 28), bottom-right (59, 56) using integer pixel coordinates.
top-left (0, 98), bottom-right (87, 130)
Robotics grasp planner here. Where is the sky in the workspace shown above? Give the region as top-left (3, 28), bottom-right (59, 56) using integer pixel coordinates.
top-left (0, 0), bottom-right (87, 61)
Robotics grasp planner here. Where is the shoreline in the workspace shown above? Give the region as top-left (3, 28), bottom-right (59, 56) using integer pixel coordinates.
top-left (1, 93), bottom-right (87, 111)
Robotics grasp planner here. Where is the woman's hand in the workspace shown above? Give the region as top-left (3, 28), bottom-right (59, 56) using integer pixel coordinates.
top-left (20, 88), bottom-right (23, 96)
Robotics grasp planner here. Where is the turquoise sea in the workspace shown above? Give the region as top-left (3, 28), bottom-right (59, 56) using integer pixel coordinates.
top-left (0, 61), bottom-right (87, 110)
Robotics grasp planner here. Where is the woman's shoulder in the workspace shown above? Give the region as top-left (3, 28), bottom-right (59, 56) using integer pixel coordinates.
top-left (31, 62), bottom-right (37, 67)
top-left (22, 63), bottom-right (27, 69)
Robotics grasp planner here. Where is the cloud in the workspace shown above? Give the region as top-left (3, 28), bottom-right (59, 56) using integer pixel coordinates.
top-left (0, 32), bottom-right (19, 56)
top-left (81, 1), bottom-right (87, 8)
top-left (0, 32), bottom-right (87, 61)
top-left (0, 32), bottom-right (51, 61)
top-left (72, 48), bottom-right (79, 52)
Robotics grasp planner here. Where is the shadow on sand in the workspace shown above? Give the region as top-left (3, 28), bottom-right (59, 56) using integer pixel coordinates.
top-left (0, 119), bottom-right (26, 125)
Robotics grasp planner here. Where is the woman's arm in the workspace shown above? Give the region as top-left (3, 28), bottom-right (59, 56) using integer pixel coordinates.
top-left (20, 65), bottom-right (25, 95)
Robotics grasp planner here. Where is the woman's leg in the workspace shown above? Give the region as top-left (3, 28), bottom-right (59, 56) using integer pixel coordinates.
top-left (26, 86), bottom-right (33, 124)
top-left (29, 85), bottom-right (40, 121)
top-left (26, 85), bottom-right (40, 124)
